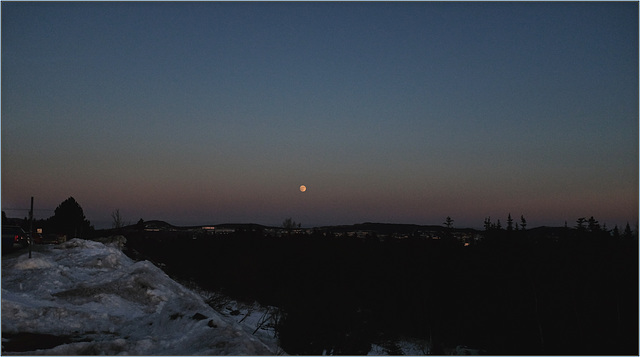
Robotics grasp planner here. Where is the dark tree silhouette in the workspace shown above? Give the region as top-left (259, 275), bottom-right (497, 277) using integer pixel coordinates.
top-left (282, 218), bottom-right (300, 234)
top-left (484, 217), bottom-right (492, 231)
top-left (507, 213), bottom-right (514, 231)
top-left (49, 197), bottom-right (93, 238)
top-left (443, 216), bottom-right (454, 229)
top-left (111, 209), bottom-right (125, 229)
top-left (622, 222), bottom-right (634, 239)
top-left (587, 216), bottom-right (600, 232)
top-left (520, 215), bottom-right (527, 230)
top-left (612, 225), bottom-right (621, 239)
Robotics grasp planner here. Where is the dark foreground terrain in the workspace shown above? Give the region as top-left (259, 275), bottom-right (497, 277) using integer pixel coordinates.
top-left (109, 225), bottom-right (637, 355)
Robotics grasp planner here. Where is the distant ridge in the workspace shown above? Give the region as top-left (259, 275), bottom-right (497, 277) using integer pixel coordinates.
top-left (142, 220), bottom-right (176, 229)
top-left (96, 219), bottom-right (569, 234)
top-left (315, 222), bottom-right (455, 235)
top-left (210, 223), bottom-right (274, 230)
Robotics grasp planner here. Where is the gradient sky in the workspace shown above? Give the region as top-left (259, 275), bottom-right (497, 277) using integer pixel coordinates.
top-left (2, 2), bottom-right (638, 229)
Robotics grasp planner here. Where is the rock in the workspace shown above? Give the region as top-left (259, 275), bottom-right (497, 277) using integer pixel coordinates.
top-left (192, 312), bottom-right (208, 321)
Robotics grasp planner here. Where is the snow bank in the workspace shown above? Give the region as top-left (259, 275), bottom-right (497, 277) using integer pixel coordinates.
top-left (1, 239), bottom-right (279, 355)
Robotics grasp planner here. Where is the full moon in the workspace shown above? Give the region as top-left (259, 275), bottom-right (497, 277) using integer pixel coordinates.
top-left (299, 185), bottom-right (307, 192)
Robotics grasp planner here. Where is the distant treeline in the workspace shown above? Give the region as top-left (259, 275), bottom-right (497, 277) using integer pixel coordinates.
top-left (118, 224), bottom-right (638, 355)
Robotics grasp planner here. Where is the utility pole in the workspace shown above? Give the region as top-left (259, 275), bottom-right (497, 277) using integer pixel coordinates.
top-left (29, 197), bottom-right (33, 258)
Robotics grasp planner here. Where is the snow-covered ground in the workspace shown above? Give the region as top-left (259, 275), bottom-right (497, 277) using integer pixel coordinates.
top-left (1, 239), bottom-right (281, 355)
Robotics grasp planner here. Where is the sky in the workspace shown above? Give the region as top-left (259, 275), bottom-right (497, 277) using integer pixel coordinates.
top-left (1, 2), bottom-right (638, 229)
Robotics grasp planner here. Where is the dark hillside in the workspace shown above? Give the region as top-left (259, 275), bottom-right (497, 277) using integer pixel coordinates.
top-left (118, 225), bottom-right (638, 355)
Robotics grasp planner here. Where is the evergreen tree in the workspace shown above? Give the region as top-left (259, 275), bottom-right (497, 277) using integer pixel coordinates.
top-left (507, 213), bottom-right (514, 231)
top-left (49, 197), bottom-right (93, 238)
top-left (484, 217), bottom-right (492, 231)
top-left (622, 223), bottom-right (633, 239)
top-left (520, 215), bottom-right (527, 231)
top-left (612, 225), bottom-right (620, 239)
top-left (443, 216), bottom-right (454, 229)
top-left (587, 216), bottom-right (600, 232)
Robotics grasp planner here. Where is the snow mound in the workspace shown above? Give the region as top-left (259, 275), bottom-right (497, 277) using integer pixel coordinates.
top-left (1, 239), bottom-right (278, 355)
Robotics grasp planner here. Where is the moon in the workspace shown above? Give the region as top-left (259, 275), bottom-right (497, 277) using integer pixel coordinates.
top-left (299, 185), bottom-right (307, 192)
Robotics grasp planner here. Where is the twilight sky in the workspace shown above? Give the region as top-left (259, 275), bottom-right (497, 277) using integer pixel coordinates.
top-left (2, 2), bottom-right (638, 229)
